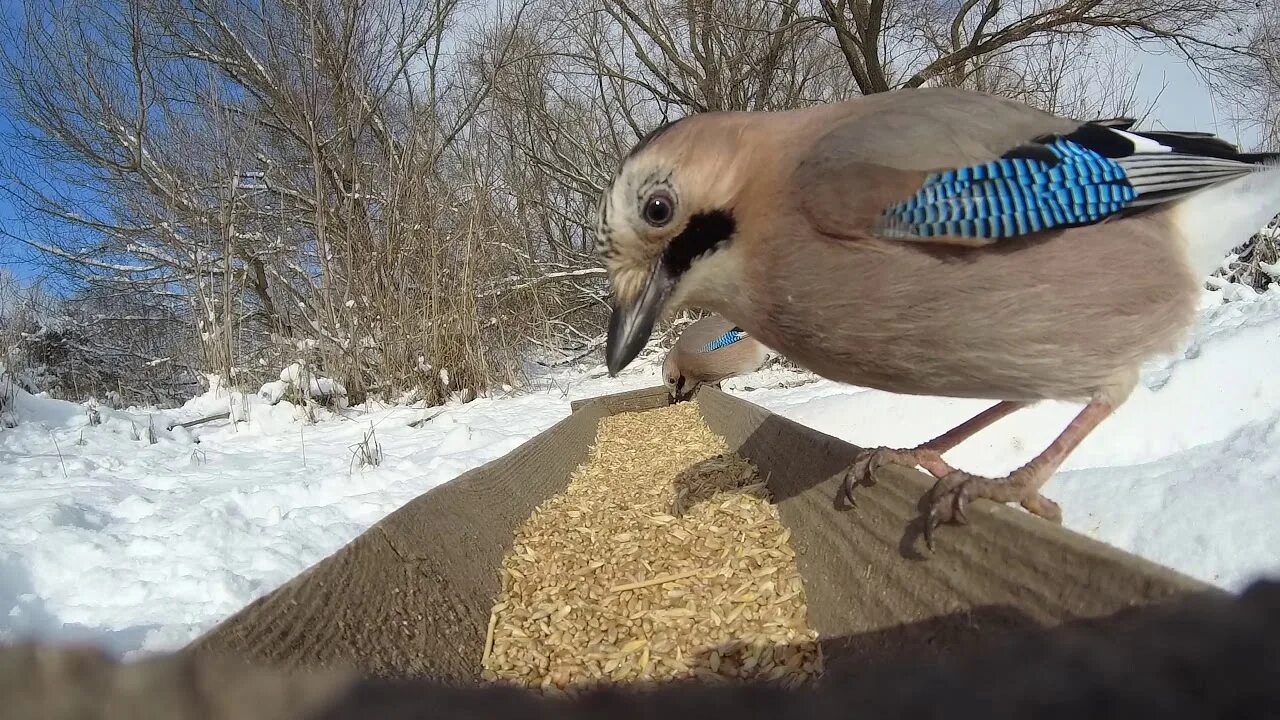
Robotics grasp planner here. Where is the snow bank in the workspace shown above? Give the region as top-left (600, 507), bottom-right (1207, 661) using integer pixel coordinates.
top-left (0, 363), bottom-right (656, 660)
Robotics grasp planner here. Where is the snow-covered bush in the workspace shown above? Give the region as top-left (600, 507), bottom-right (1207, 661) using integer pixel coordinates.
top-left (4, 288), bottom-right (200, 407)
top-left (0, 372), bottom-right (17, 429)
top-left (0, 270), bottom-right (52, 394)
top-left (1213, 216), bottom-right (1280, 294)
top-left (258, 361), bottom-right (349, 410)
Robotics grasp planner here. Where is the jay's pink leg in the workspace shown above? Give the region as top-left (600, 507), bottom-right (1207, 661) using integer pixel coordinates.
top-left (923, 400), bottom-right (1115, 550)
top-left (843, 401), bottom-right (1027, 502)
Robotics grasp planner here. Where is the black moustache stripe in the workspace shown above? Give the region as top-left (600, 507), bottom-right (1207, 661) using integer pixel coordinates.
top-left (662, 209), bottom-right (736, 277)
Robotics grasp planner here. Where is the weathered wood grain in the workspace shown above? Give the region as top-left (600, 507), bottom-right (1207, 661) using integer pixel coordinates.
top-left (568, 384), bottom-right (673, 413)
top-left (186, 402), bottom-right (615, 682)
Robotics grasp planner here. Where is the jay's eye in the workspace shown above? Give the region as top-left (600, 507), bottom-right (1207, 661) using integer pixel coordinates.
top-left (642, 191), bottom-right (675, 227)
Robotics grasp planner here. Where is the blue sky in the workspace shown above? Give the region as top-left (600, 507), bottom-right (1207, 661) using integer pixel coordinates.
top-left (0, 1), bottom-right (44, 286)
top-left (0, 114), bottom-right (41, 280)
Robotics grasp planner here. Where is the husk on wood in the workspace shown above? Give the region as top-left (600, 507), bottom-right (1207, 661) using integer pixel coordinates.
top-left (481, 402), bottom-right (822, 693)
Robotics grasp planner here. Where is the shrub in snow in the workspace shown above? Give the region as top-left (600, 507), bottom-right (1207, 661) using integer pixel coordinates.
top-left (1213, 217), bottom-right (1280, 294)
top-left (269, 361), bottom-right (349, 410)
top-left (0, 403), bottom-right (14, 429)
top-left (349, 425), bottom-right (383, 469)
top-left (1, 369), bottom-right (22, 428)
top-left (5, 292), bottom-right (198, 408)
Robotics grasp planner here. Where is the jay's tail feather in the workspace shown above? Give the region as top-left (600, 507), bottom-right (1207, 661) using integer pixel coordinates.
top-left (1165, 155), bottom-right (1280, 280)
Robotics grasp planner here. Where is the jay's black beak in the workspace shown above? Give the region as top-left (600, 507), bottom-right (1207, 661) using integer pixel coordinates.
top-left (606, 263), bottom-right (673, 376)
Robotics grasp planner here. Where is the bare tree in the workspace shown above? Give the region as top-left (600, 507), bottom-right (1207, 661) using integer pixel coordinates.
top-left (1, 0), bottom-right (561, 405)
top-left (1237, 2), bottom-right (1280, 151)
top-left (816, 0), bottom-right (1254, 99)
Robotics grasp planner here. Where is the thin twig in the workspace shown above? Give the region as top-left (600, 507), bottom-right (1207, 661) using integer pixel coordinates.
top-left (49, 432), bottom-right (69, 479)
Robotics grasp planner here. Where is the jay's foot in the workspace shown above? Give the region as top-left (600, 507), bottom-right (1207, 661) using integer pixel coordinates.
top-left (842, 446), bottom-right (957, 504)
top-left (923, 468), bottom-right (1062, 550)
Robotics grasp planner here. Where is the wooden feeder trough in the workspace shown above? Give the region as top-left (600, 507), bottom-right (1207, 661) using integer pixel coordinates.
top-left (180, 385), bottom-right (1217, 688)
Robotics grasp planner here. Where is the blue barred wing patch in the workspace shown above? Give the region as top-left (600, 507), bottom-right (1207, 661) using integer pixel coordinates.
top-left (702, 328), bottom-right (748, 352)
top-left (880, 138), bottom-right (1139, 240)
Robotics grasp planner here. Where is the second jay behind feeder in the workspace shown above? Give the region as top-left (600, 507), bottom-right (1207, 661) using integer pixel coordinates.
top-left (663, 315), bottom-right (770, 401)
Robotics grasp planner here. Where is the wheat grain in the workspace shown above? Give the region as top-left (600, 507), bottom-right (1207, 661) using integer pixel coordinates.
top-left (480, 402), bottom-right (822, 690)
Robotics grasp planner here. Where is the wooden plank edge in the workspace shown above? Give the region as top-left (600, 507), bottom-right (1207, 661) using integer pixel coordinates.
top-left (569, 385), bottom-right (673, 414)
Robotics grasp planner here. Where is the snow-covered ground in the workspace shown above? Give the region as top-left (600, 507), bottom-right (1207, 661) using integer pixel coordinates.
top-left (2, 282), bottom-right (1279, 661)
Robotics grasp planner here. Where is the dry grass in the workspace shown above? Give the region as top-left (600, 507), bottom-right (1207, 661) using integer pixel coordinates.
top-left (481, 402), bottom-right (822, 694)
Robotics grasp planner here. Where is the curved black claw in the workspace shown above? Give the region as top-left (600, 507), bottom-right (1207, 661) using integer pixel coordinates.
top-left (922, 472), bottom-right (977, 552)
top-left (841, 467), bottom-right (859, 506)
top-left (841, 448), bottom-right (894, 505)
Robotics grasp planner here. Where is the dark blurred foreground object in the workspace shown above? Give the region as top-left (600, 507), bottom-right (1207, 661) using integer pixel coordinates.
top-left (4, 579), bottom-right (1278, 720)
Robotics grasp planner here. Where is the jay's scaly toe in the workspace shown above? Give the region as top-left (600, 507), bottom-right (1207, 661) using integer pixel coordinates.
top-left (924, 468), bottom-right (1064, 550)
top-left (843, 446), bottom-right (957, 504)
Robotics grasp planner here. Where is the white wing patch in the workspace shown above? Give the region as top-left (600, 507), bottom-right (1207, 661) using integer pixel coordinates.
top-left (1112, 129), bottom-right (1173, 154)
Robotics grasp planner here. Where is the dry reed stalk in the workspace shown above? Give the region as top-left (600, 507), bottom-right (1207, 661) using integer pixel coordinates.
top-left (481, 402), bottom-right (822, 692)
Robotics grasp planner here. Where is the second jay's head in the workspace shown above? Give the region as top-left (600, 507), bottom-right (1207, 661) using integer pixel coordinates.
top-left (662, 349), bottom-right (690, 401)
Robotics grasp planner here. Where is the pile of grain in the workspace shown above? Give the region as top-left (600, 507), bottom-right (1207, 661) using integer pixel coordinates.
top-left (480, 402), bottom-right (822, 693)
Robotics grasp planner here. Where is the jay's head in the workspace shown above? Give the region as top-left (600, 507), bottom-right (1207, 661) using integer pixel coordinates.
top-left (596, 114), bottom-right (752, 376)
top-left (661, 346), bottom-right (693, 402)
top-left (664, 371), bottom-right (692, 402)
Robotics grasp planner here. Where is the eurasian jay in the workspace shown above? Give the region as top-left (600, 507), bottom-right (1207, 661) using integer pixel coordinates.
top-left (663, 315), bottom-right (771, 401)
top-left (594, 87), bottom-right (1280, 548)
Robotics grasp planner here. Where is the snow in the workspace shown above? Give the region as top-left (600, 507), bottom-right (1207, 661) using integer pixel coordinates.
top-left (0, 363), bottom-right (657, 660)
top-left (2, 283), bottom-right (1280, 663)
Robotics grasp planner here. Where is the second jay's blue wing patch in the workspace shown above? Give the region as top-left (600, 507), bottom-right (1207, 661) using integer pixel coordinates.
top-left (702, 327), bottom-right (748, 352)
